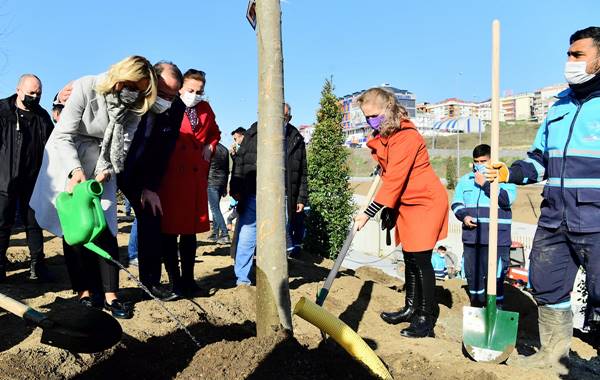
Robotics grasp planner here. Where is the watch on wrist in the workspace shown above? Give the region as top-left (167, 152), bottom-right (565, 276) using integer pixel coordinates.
top-left (68, 167), bottom-right (82, 179)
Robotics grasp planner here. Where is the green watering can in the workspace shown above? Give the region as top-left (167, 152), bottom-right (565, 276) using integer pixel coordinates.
top-left (56, 180), bottom-right (112, 260)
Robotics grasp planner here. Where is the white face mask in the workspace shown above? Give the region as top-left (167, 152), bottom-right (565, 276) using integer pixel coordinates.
top-left (151, 97), bottom-right (172, 114)
top-left (564, 59), bottom-right (600, 85)
top-left (180, 91), bottom-right (203, 108)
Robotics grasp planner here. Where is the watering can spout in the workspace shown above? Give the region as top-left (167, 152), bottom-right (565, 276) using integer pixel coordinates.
top-left (56, 180), bottom-right (111, 258)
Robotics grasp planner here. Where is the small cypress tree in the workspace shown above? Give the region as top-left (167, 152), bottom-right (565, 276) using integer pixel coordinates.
top-left (305, 79), bottom-right (354, 259)
top-left (446, 156), bottom-right (456, 190)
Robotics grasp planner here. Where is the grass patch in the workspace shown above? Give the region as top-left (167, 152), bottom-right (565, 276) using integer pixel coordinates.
top-left (430, 156), bottom-right (523, 180)
top-left (425, 121), bottom-right (539, 150)
top-left (346, 147), bottom-right (375, 177)
top-left (344, 121), bottom-right (538, 177)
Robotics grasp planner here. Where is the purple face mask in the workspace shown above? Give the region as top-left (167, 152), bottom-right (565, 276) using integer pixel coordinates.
top-left (366, 114), bottom-right (385, 130)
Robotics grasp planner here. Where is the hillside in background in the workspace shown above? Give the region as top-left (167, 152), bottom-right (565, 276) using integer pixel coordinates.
top-left (344, 121), bottom-right (540, 178)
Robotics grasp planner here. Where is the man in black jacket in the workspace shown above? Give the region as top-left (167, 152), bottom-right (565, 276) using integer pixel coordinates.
top-left (207, 143), bottom-right (230, 244)
top-left (0, 74), bottom-right (54, 281)
top-left (118, 61), bottom-right (185, 301)
top-left (229, 103), bottom-right (308, 285)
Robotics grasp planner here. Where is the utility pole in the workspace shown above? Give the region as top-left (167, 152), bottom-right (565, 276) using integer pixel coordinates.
top-left (254, 0), bottom-right (293, 336)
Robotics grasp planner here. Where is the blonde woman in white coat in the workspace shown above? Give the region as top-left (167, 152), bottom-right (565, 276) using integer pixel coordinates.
top-left (30, 56), bottom-right (157, 318)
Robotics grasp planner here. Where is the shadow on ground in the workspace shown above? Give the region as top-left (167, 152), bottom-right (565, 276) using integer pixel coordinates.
top-left (72, 319), bottom-right (256, 379)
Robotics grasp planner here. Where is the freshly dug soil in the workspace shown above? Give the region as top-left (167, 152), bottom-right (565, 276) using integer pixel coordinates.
top-left (1, 222), bottom-right (599, 380)
top-left (179, 330), bottom-right (377, 379)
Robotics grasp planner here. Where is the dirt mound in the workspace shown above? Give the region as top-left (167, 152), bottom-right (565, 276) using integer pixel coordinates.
top-left (1, 226), bottom-right (599, 379)
top-left (179, 330), bottom-right (376, 380)
top-left (354, 266), bottom-right (404, 290)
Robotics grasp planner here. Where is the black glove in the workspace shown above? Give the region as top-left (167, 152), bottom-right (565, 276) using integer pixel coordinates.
top-left (380, 207), bottom-right (397, 246)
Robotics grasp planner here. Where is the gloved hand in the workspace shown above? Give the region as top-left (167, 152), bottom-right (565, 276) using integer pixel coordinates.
top-left (484, 162), bottom-right (509, 183)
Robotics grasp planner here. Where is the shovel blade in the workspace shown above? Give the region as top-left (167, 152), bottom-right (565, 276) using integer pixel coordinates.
top-left (462, 305), bottom-right (519, 363)
top-left (41, 304), bottom-right (122, 353)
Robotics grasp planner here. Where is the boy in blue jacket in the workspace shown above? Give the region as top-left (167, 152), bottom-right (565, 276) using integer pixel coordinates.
top-left (452, 144), bottom-right (516, 307)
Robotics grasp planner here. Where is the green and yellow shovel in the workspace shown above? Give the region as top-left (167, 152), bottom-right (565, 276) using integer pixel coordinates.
top-left (462, 20), bottom-right (519, 363)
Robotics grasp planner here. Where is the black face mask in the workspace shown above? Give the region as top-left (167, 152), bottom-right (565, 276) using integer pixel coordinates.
top-left (23, 95), bottom-right (40, 109)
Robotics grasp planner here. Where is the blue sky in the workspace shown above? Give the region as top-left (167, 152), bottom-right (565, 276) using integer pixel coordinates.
top-left (0, 0), bottom-right (598, 145)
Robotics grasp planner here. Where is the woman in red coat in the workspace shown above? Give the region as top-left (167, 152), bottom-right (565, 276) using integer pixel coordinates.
top-left (354, 87), bottom-right (448, 338)
top-left (159, 69), bottom-right (221, 296)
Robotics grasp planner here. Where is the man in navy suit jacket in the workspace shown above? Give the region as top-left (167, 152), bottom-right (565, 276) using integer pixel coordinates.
top-left (118, 61), bottom-right (185, 301)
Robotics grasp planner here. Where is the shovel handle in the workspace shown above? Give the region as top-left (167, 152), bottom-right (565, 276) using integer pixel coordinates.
top-left (363, 175), bottom-right (382, 208)
top-left (487, 20), bottom-right (501, 296)
top-left (0, 293), bottom-right (49, 326)
top-left (316, 175), bottom-right (382, 306)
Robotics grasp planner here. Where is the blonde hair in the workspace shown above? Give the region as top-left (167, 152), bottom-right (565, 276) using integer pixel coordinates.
top-left (356, 87), bottom-right (410, 137)
top-left (96, 55), bottom-right (157, 114)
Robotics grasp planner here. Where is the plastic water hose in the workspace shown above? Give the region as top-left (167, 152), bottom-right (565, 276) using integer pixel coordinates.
top-left (293, 297), bottom-right (393, 380)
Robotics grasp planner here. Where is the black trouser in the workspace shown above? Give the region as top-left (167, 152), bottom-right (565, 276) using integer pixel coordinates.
top-left (63, 227), bottom-right (119, 293)
top-left (0, 189), bottom-right (44, 268)
top-left (132, 204), bottom-right (165, 288)
top-left (162, 234), bottom-right (197, 286)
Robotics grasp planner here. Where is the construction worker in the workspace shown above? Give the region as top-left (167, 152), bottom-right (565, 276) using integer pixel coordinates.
top-left (486, 26), bottom-right (600, 374)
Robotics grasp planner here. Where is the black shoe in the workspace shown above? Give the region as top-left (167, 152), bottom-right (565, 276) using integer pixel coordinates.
top-left (0, 267), bottom-right (5, 283)
top-left (400, 314), bottom-right (436, 338)
top-left (470, 296), bottom-right (486, 308)
top-left (79, 296), bottom-right (94, 307)
top-left (104, 299), bottom-right (134, 319)
top-left (142, 285), bottom-right (181, 302)
top-left (381, 306), bottom-right (416, 325)
top-left (179, 280), bottom-right (204, 298)
top-left (79, 295), bottom-right (104, 309)
top-left (159, 289), bottom-right (181, 302)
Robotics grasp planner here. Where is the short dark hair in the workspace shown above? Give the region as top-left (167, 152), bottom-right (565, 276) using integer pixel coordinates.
top-left (154, 61), bottom-right (183, 86)
top-left (231, 127), bottom-right (246, 136)
top-left (183, 69), bottom-right (206, 83)
top-left (570, 27), bottom-right (600, 52)
top-left (52, 93), bottom-right (64, 113)
top-left (437, 245), bottom-right (447, 252)
top-left (473, 144), bottom-right (491, 159)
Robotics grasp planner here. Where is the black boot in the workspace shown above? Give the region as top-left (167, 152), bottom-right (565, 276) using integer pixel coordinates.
top-left (381, 255), bottom-right (418, 324)
top-left (401, 254), bottom-right (437, 338)
top-left (26, 223), bottom-right (49, 281)
top-left (163, 249), bottom-right (183, 296)
top-left (29, 256), bottom-right (51, 282)
top-left (179, 235), bottom-right (200, 297)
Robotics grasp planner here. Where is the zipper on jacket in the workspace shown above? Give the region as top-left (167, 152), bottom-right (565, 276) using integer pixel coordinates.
top-left (558, 92), bottom-right (600, 225)
top-left (559, 97), bottom-right (585, 225)
top-left (476, 182), bottom-right (482, 245)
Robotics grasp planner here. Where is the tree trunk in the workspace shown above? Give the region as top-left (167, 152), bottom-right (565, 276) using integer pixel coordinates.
top-left (255, 0), bottom-right (293, 336)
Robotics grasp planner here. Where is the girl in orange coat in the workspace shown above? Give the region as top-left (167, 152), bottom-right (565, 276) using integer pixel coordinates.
top-left (355, 88), bottom-right (448, 338)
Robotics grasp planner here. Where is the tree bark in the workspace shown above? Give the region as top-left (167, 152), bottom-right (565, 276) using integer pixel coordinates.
top-left (255, 0), bottom-right (293, 336)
